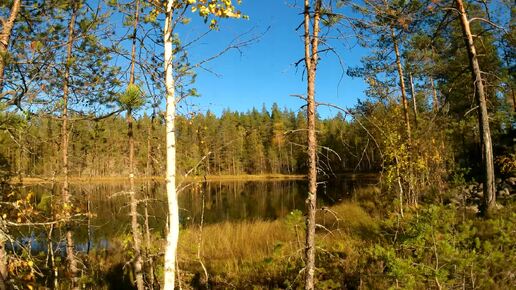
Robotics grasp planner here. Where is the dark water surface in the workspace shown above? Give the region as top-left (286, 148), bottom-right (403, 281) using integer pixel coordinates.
top-left (16, 177), bottom-right (377, 251)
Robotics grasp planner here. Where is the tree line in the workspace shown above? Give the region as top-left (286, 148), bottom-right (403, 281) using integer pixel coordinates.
top-left (0, 105), bottom-right (385, 178)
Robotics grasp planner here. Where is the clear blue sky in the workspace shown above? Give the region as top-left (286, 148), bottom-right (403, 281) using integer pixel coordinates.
top-left (173, 0), bottom-right (368, 118)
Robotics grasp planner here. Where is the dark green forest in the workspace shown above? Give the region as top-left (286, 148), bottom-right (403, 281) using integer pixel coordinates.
top-left (1, 106), bottom-right (369, 178)
top-left (2, 97), bottom-right (513, 180)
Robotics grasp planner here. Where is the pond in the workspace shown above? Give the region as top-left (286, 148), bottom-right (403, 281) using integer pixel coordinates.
top-left (13, 176), bottom-right (377, 252)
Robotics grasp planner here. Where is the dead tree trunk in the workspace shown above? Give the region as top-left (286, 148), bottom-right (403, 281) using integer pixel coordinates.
top-left (409, 72), bottom-right (418, 128)
top-left (430, 76), bottom-right (439, 112)
top-left (144, 112), bottom-right (156, 287)
top-left (303, 1), bottom-right (321, 289)
top-left (456, 0), bottom-right (496, 215)
top-left (62, 4), bottom-right (79, 288)
top-left (0, 0), bottom-right (21, 92)
top-left (391, 26), bottom-right (412, 142)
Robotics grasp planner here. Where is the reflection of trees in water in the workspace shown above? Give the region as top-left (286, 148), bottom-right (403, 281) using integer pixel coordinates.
top-left (17, 178), bottom-right (377, 249)
top-left (182, 181), bottom-right (307, 224)
top-left (0, 177), bottom-right (378, 288)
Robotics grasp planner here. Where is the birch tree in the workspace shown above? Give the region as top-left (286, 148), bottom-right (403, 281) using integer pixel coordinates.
top-left (155, 1), bottom-right (244, 288)
top-left (0, 0), bottom-right (20, 93)
top-left (0, 1), bottom-right (21, 286)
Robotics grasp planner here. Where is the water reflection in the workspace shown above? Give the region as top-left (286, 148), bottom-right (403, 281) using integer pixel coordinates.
top-left (18, 177), bottom-right (376, 248)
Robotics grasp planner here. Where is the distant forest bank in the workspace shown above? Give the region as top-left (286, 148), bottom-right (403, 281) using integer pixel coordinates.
top-left (0, 105), bottom-right (384, 180)
top-left (8, 174), bottom-right (309, 185)
top-left (7, 172), bottom-right (381, 185)
top-left (1, 102), bottom-right (513, 190)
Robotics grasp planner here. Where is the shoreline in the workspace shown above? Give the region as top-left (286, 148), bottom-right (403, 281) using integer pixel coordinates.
top-left (8, 172), bottom-right (379, 185)
top-left (8, 174), bottom-right (307, 185)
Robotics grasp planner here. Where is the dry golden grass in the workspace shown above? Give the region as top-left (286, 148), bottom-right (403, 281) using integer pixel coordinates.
top-left (176, 202), bottom-right (378, 279)
top-left (10, 174), bottom-right (306, 185)
top-left (178, 220), bottom-right (297, 265)
top-left (318, 202), bottom-right (379, 234)
top-left (8, 175), bottom-right (160, 185)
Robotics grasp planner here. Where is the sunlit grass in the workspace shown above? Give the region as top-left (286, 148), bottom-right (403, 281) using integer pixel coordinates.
top-left (176, 200), bottom-right (378, 287)
top-left (180, 220), bottom-right (292, 258)
top-left (11, 174), bottom-right (306, 185)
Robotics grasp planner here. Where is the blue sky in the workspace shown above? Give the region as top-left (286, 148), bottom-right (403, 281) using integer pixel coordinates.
top-left (172, 0), bottom-right (369, 118)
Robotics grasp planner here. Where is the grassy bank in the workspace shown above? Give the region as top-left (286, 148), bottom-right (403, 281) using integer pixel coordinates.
top-left (8, 183), bottom-right (514, 289)
top-left (8, 173), bottom-right (306, 185)
top-left (172, 192), bottom-right (515, 289)
top-left (176, 201), bottom-right (380, 288)
top-left (9, 172), bottom-right (381, 185)
top-left (8, 186), bottom-right (515, 289)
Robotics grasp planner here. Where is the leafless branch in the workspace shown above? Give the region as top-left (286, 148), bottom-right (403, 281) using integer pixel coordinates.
top-left (468, 17), bottom-right (508, 33)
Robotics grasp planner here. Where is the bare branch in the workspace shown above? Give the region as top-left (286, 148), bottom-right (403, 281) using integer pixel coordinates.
top-left (468, 17), bottom-right (508, 33)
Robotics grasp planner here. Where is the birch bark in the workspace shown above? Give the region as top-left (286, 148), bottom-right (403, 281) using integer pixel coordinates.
top-left (163, 0), bottom-right (179, 288)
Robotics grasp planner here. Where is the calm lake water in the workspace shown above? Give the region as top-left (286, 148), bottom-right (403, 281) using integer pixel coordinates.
top-left (16, 176), bottom-right (377, 251)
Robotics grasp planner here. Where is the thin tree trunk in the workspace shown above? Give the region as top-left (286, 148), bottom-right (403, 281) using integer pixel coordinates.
top-left (391, 26), bottom-right (414, 207)
top-left (127, 1), bottom-right (144, 288)
top-left (16, 131), bottom-right (22, 181)
top-left (397, 159), bottom-right (404, 218)
top-left (47, 174), bottom-right (58, 288)
top-left (146, 116), bottom-right (154, 177)
top-left (62, 5), bottom-right (79, 288)
top-left (430, 76), bottom-right (439, 111)
top-left (144, 113), bottom-right (156, 287)
top-left (86, 187), bottom-right (92, 254)
top-left (304, 1), bottom-right (321, 289)
top-left (409, 73), bottom-right (418, 128)
top-left (143, 185), bottom-right (155, 288)
top-left (0, 217), bottom-right (7, 290)
top-left (456, 0), bottom-right (496, 216)
top-left (47, 224), bottom-right (58, 289)
top-left (391, 26), bottom-right (411, 142)
top-left (0, 0), bottom-right (21, 92)
top-left (197, 178), bottom-right (209, 286)
top-left (128, 107), bottom-right (144, 289)
top-left (163, 1), bottom-right (179, 288)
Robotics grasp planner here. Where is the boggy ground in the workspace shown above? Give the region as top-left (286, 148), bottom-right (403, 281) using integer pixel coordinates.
top-left (16, 185), bottom-right (515, 289)
top-left (78, 185), bottom-right (514, 290)
top-left (175, 197), bottom-right (515, 289)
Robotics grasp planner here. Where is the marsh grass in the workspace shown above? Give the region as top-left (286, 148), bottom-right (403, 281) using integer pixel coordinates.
top-left (12, 174), bottom-right (306, 185)
top-left (175, 201), bottom-right (377, 288)
top-left (318, 202), bottom-right (379, 235)
top-left (179, 220), bottom-right (296, 263)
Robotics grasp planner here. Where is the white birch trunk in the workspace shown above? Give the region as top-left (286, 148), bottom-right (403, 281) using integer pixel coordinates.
top-left (163, 0), bottom-right (179, 288)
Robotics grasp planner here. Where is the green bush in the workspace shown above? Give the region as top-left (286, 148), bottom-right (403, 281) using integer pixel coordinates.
top-left (365, 204), bottom-right (516, 289)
